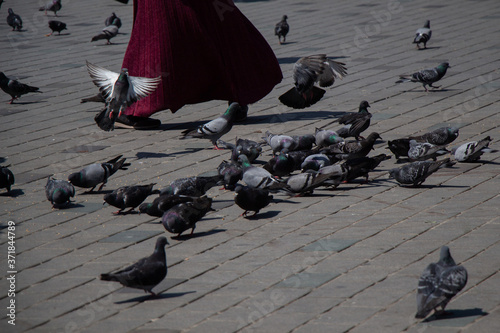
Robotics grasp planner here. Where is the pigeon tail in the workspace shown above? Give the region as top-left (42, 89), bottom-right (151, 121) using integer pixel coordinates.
top-left (279, 86), bottom-right (325, 109)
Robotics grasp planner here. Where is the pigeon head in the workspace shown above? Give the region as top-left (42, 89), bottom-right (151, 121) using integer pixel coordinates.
top-left (359, 100), bottom-right (370, 112)
top-left (67, 172), bottom-right (82, 186)
top-left (366, 132), bottom-right (382, 141)
top-left (437, 63), bottom-right (450, 74)
top-left (438, 246), bottom-right (457, 266)
top-left (155, 236), bottom-right (169, 252)
top-left (51, 188), bottom-right (72, 205)
top-left (388, 168), bottom-right (397, 179)
top-left (448, 127), bottom-right (459, 137)
top-left (0, 72), bottom-right (8, 83)
top-left (424, 20), bottom-right (430, 28)
top-left (237, 154), bottom-right (251, 168)
top-left (138, 202), bottom-right (152, 214)
top-left (282, 15), bottom-right (288, 21)
top-left (8, 8), bottom-right (14, 15)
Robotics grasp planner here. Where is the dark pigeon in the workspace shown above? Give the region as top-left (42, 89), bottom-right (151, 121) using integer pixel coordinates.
top-left (139, 194), bottom-right (195, 217)
top-left (217, 160), bottom-right (243, 190)
top-left (105, 12), bottom-right (122, 29)
top-left (234, 186), bottom-right (273, 217)
top-left (39, 0), bottom-right (62, 16)
top-left (238, 155), bottom-right (290, 192)
top-left (315, 128), bottom-right (344, 148)
top-left (263, 153), bottom-right (295, 178)
top-left (452, 136), bottom-right (497, 162)
top-left (230, 138), bottom-right (262, 163)
top-left (7, 8), bottom-right (22, 31)
top-left (292, 134), bottom-right (316, 151)
top-left (68, 155), bottom-right (128, 192)
top-left (0, 72), bottom-right (41, 104)
top-left (279, 54), bottom-right (347, 109)
top-left (321, 132), bottom-right (382, 160)
top-left (413, 20), bottom-right (432, 49)
top-left (416, 246), bottom-right (468, 319)
top-left (45, 176), bottom-right (75, 207)
top-left (264, 131), bottom-right (298, 154)
top-left (408, 140), bottom-right (449, 161)
top-left (161, 196), bottom-right (213, 236)
top-left (91, 23), bottom-right (119, 45)
top-left (100, 236), bottom-right (168, 296)
top-left (160, 174), bottom-right (223, 197)
top-left (342, 154), bottom-right (391, 182)
top-left (47, 20), bottom-right (67, 36)
top-left (336, 101), bottom-right (372, 140)
top-left (388, 158), bottom-right (453, 187)
top-left (274, 15), bottom-right (289, 44)
top-left (387, 138), bottom-right (411, 160)
top-left (287, 150), bottom-right (315, 171)
top-left (396, 62), bottom-right (450, 92)
top-left (410, 127), bottom-right (459, 146)
top-left (104, 183), bottom-right (159, 214)
top-left (0, 165), bottom-right (15, 193)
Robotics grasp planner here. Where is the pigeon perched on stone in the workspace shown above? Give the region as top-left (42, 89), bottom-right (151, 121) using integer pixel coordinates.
top-left (7, 8), bottom-right (22, 31)
top-left (238, 155), bottom-right (289, 191)
top-left (0, 72), bottom-right (41, 104)
top-left (45, 176), bottom-right (75, 207)
top-left (387, 138), bottom-right (411, 160)
top-left (413, 20), bottom-right (432, 49)
top-left (388, 158), bottom-right (452, 187)
top-left (336, 101), bottom-right (372, 140)
top-left (287, 150), bottom-right (315, 171)
top-left (321, 132), bottom-right (382, 160)
top-left (264, 131), bottom-right (298, 154)
top-left (139, 194), bottom-right (196, 217)
top-left (47, 20), bottom-right (67, 36)
top-left (100, 236), bottom-right (168, 296)
top-left (0, 165), bottom-right (15, 193)
top-left (91, 22), bottom-right (119, 45)
top-left (396, 63), bottom-right (450, 92)
top-left (291, 134), bottom-right (316, 151)
top-left (316, 163), bottom-right (348, 187)
top-left (234, 186), bottom-right (273, 217)
top-left (315, 128), bottom-right (344, 148)
top-left (229, 138), bottom-right (262, 163)
top-left (86, 61), bottom-right (161, 131)
top-left (263, 154), bottom-right (295, 178)
top-left (68, 155), bottom-right (128, 192)
top-left (285, 172), bottom-right (333, 195)
top-left (451, 136), bottom-right (497, 162)
top-left (217, 160), bottom-right (242, 190)
top-left (279, 55), bottom-right (347, 109)
top-left (301, 154), bottom-right (331, 172)
top-left (274, 15), bottom-right (289, 44)
top-left (410, 127), bottom-right (459, 146)
top-left (160, 174), bottom-right (223, 197)
top-left (416, 246), bottom-right (468, 319)
top-left (105, 12), bottom-right (122, 29)
top-left (104, 183), bottom-right (159, 214)
top-left (181, 103), bottom-right (243, 149)
top-left (342, 154), bottom-right (391, 182)
top-left (39, 0), bottom-right (62, 16)
top-left (408, 140), bottom-right (449, 161)
top-left (161, 196), bottom-right (213, 236)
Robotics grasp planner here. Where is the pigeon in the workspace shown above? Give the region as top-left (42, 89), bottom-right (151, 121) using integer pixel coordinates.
top-left (161, 196), bottom-right (213, 236)
top-left (387, 138), bottom-right (411, 160)
top-left (264, 131), bottom-right (298, 154)
top-left (0, 72), bottom-right (42, 104)
top-left (413, 20), bottom-right (432, 49)
top-left (181, 103), bottom-right (243, 149)
top-left (105, 12), bottom-right (122, 29)
top-left (321, 132), bottom-right (382, 160)
top-left (47, 20), bottom-right (67, 36)
top-left (104, 183), bottom-right (159, 214)
top-left (39, 0), bottom-right (62, 16)
top-left (0, 165), bottom-right (15, 193)
top-left (279, 55), bottom-right (347, 109)
top-left (91, 23), bottom-right (119, 45)
top-left (396, 62), bottom-right (450, 92)
top-left (291, 134), bottom-right (316, 151)
top-left (100, 236), bottom-right (168, 296)
top-left (388, 158), bottom-right (453, 187)
top-left (287, 150), bottom-right (315, 171)
top-left (45, 176), bottom-right (75, 207)
top-left (416, 246), bottom-right (468, 319)
top-left (410, 127), bottom-right (459, 146)
top-left (274, 15), bottom-right (289, 44)
top-left (0, 1), bottom-right (4, 10)
top-left (263, 153), bottom-right (295, 178)
top-left (160, 174), bottom-right (223, 197)
top-left (217, 160), bottom-right (243, 190)
top-left (68, 155), bottom-right (128, 192)
top-left (315, 128), bottom-right (344, 148)
top-left (234, 186), bottom-right (273, 217)
top-left (451, 136), bottom-right (497, 162)
top-left (300, 153), bottom-right (331, 172)
top-left (342, 154), bottom-right (391, 182)
top-left (229, 138), bottom-right (262, 163)
top-left (316, 163), bottom-right (349, 187)
top-left (238, 155), bottom-right (289, 191)
top-left (86, 61), bottom-right (161, 131)
top-left (139, 194), bottom-right (196, 217)
top-left (7, 8), bottom-right (22, 31)
top-left (336, 101), bottom-right (372, 140)
top-left (286, 172), bottom-right (333, 195)
top-left (408, 140), bottom-right (449, 161)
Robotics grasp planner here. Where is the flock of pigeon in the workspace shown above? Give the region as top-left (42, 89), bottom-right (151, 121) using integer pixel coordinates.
top-left (1, 3), bottom-right (497, 322)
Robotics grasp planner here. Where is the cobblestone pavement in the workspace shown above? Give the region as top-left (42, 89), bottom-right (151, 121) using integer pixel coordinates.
top-left (1, 0), bottom-right (499, 332)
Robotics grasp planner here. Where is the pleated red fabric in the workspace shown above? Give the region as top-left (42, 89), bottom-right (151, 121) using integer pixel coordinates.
top-left (121, 0), bottom-right (283, 116)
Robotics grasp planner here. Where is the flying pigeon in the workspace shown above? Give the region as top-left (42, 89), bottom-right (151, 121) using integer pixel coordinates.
top-left (104, 183), bottom-right (159, 214)
top-left (263, 154), bottom-right (295, 178)
top-left (264, 131), bottom-right (298, 154)
top-left (234, 186), bottom-right (273, 217)
top-left (105, 12), bottom-right (122, 29)
top-left (315, 128), bottom-right (344, 148)
top-left (217, 160), bottom-right (242, 190)
top-left (321, 132), bottom-right (382, 160)
top-left (0, 165), bottom-right (15, 193)
top-left (336, 101), bottom-right (372, 140)
top-left (45, 176), bottom-right (75, 207)
top-left (160, 174), bottom-right (223, 197)
top-left (410, 127), bottom-right (459, 146)
top-left (275, 15), bottom-right (289, 44)
top-left (388, 158), bottom-right (453, 187)
top-left (396, 63), bottom-right (450, 92)
top-left (387, 138), bottom-right (411, 160)
top-left (0, 72), bottom-right (41, 104)
top-left (416, 246), bottom-right (468, 319)
top-left (408, 140), bottom-right (449, 161)
top-left (300, 153), bottom-right (331, 172)
top-left (47, 20), bottom-right (67, 36)
top-left (451, 136), bottom-right (497, 162)
top-left (161, 196), bottom-right (213, 236)
top-left (342, 154), bottom-right (391, 182)
top-left (7, 8), bottom-right (22, 31)
top-left (238, 155), bottom-right (290, 191)
top-left (181, 103), bottom-right (243, 149)
top-left (68, 155), bottom-right (128, 192)
top-left (86, 61), bottom-right (161, 131)
top-left (100, 236), bottom-right (168, 296)
top-left (139, 194), bottom-right (196, 217)
top-left (39, 0), bottom-right (62, 16)
top-left (413, 20), bottom-right (432, 49)
top-left (91, 23), bottom-right (119, 45)
top-left (279, 54), bottom-right (347, 109)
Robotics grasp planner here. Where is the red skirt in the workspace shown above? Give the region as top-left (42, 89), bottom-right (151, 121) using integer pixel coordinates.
top-left (122, 0), bottom-right (283, 116)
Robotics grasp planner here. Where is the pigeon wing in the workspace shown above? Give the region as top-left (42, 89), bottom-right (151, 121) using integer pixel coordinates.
top-left (318, 59), bottom-right (347, 87)
top-left (127, 75), bottom-right (162, 104)
top-left (86, 61), bottom-right (120, 100)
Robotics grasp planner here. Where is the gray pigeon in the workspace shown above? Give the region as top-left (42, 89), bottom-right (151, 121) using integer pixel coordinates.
top-left (416, 246), bottom-right (468, 319)
top-left (264, 131), bottom-right (298, 154)
top-left (396, 62), bottom-right (450, 92)
top-left (105, 12), bottom-right (122, 29)
top-left (39, 0), bottom-right (62, 16)
top-left (315, 128), bottom-right (344, 148)
top-left (161, 196), bottom-right (213, 236)
top-left (336, 101), bottom-right (372, 140)
top-left (234, 186), bottom-right (273, 217)
top-left (45, 176), bottom-right (75, 207)
top-left (388, 158), bottom-right (452, 187)
top-left (451, 136), bottom-right (497, 162)
top-left (279, 54), bottom-right (347, 109)
top-left (100, 236), bottom-right (168, 296)
top-left (275, 15), bottom-right (289, 44)
top-left (68, 155), bottom-right (128, 192)
top-left (218, 160), bottom-right (243, 190)
top-left (292, 134), bottom-right (316, 151)
top-left (160, 174), bottom-right (223, 197)
top-left (410, 127), bottom-right (459, 145)
top-left (321, 132), bottom-right (382, 160)
top-left (300, 153), bottom-right (331, 172)
top-left (286, 172), bottom-right (333, 195)
top-left (238, 155), bottom-right (289, 191)
top-left (229, 138), bottom-right (262, 163)
top-left (91, 23), bottom-right (119, 45)
top-left (0, 165), bottom-right (15, 193)
top-left (86, 61), bottom-right (161, 131)
top-left (181, 103), bottom-right (243, 149)
top-left (0, 72), bottom-right (41, 104)
top-left (7, 8), bottom-right (22, 31)
top-left (408, 140), bottom-right (449, 161)
top-left (47, 20), bottom-right (67, 36)
top-left (104, 183), bottom-right (159, 214)
top-left (139, 194), bottom-right (196, 217)
top-left (413, 20), bottom-right (432, 49)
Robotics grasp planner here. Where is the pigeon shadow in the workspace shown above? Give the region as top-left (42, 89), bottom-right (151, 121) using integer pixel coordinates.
top-left (114, 291), bottom-right (196, 304)
top-left (422, 308), bottom-right (488, 322)
top-left (79, 189), bottom-right (114, 195)
top-left (52, 202), bottom-right (85, 210)
top-left (171, 228), bottom-right (226, 240)
top-left (52, 33), bottom-right (70, 36)
top-left (7, 101), bottom-right (42, 105)
top-left (417, 46), bottom-right (441, 50)
top-left (277, 56), bottom-right (301, 64)
top-left (136, 152), bottom-right (170, 159)
top-left (0, 189), bottom-right (24, 197)
top-left (476, 160), bottom-right (500, 165)
top-left (243, 210), bottom-right (280, 219)
top-left (0, 157), bottom-right (6, 163)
